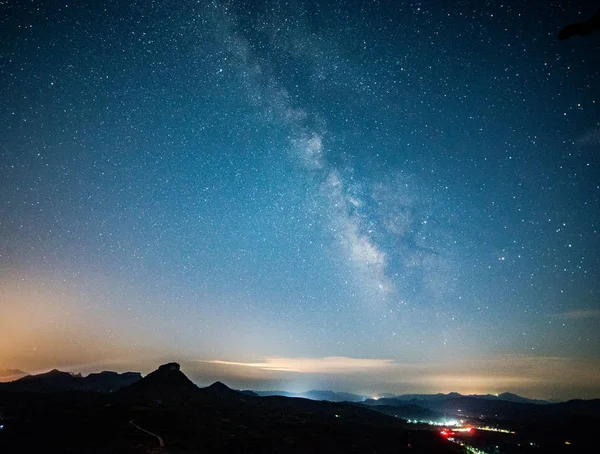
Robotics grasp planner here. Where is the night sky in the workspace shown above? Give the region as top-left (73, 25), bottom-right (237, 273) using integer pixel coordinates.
top-left (1, 0), bottom-right (599, 400)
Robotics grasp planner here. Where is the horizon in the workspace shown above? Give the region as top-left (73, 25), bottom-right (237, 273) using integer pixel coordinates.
top-left (2, 1), bottom-right (600, 404)
top-left (2, 357), bottom-right (597, 402)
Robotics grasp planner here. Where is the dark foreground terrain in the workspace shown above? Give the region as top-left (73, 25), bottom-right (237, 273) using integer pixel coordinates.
top-left (1, 363), bottom-right (596, 453)
top-left (0, 363), bottom-right (459, 453)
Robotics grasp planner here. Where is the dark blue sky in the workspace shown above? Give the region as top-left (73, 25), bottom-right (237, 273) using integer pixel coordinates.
top-left (1, 0), bottom-right (599, 399)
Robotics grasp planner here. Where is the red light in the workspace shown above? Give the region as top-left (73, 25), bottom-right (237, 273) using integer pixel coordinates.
top-left (440, 430), bottom-right (449, 437)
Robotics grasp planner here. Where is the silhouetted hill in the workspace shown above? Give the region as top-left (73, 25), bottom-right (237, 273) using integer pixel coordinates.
top-left (117, 362), bottom-right (200, 404)
top-left (202, 380), bottom-right (244, 398)
top-left (0, 368), bottom-right (141, 393)
top-left (552, 398), bottom-right (600, 418)
top-left (83, 371), bottom-right (142, 392)
top-left (11, 369), bottom-right (81, 391)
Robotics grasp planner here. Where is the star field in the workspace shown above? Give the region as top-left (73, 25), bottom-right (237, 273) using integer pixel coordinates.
top-left (1, 0), bottom-right (599, 399)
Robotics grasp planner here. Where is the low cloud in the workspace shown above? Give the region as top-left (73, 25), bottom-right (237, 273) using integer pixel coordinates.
top-left (202, 356), bottom-right (396, 373)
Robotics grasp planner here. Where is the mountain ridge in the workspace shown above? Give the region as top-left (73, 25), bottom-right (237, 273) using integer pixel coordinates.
top-left (2, 365), bottom-right (592, 406)
top-left (254, 389), bottom-right (551, 404)
top-left (0, 368), bottom-right (141, 392)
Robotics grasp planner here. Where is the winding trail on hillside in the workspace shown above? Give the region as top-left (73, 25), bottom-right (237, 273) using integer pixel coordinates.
top-left (129, 419), bottom-right (165, 448)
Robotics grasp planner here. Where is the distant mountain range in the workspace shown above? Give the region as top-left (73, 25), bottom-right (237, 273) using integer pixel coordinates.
top-left (251, 390), bottom-right (549, 404)
top-left (362, 391), bottom-right (549, 406)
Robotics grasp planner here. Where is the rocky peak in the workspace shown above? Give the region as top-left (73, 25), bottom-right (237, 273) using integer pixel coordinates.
top-left (158, 362), bottom-right (181, 372)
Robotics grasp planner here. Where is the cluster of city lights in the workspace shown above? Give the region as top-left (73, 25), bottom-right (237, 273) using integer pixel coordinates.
top-left (406, 418), bottom-right (463, 426)
top-left (475, 425), bottom-right (515, 434)
top-left (440, 427), bottom-right (473, 438)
